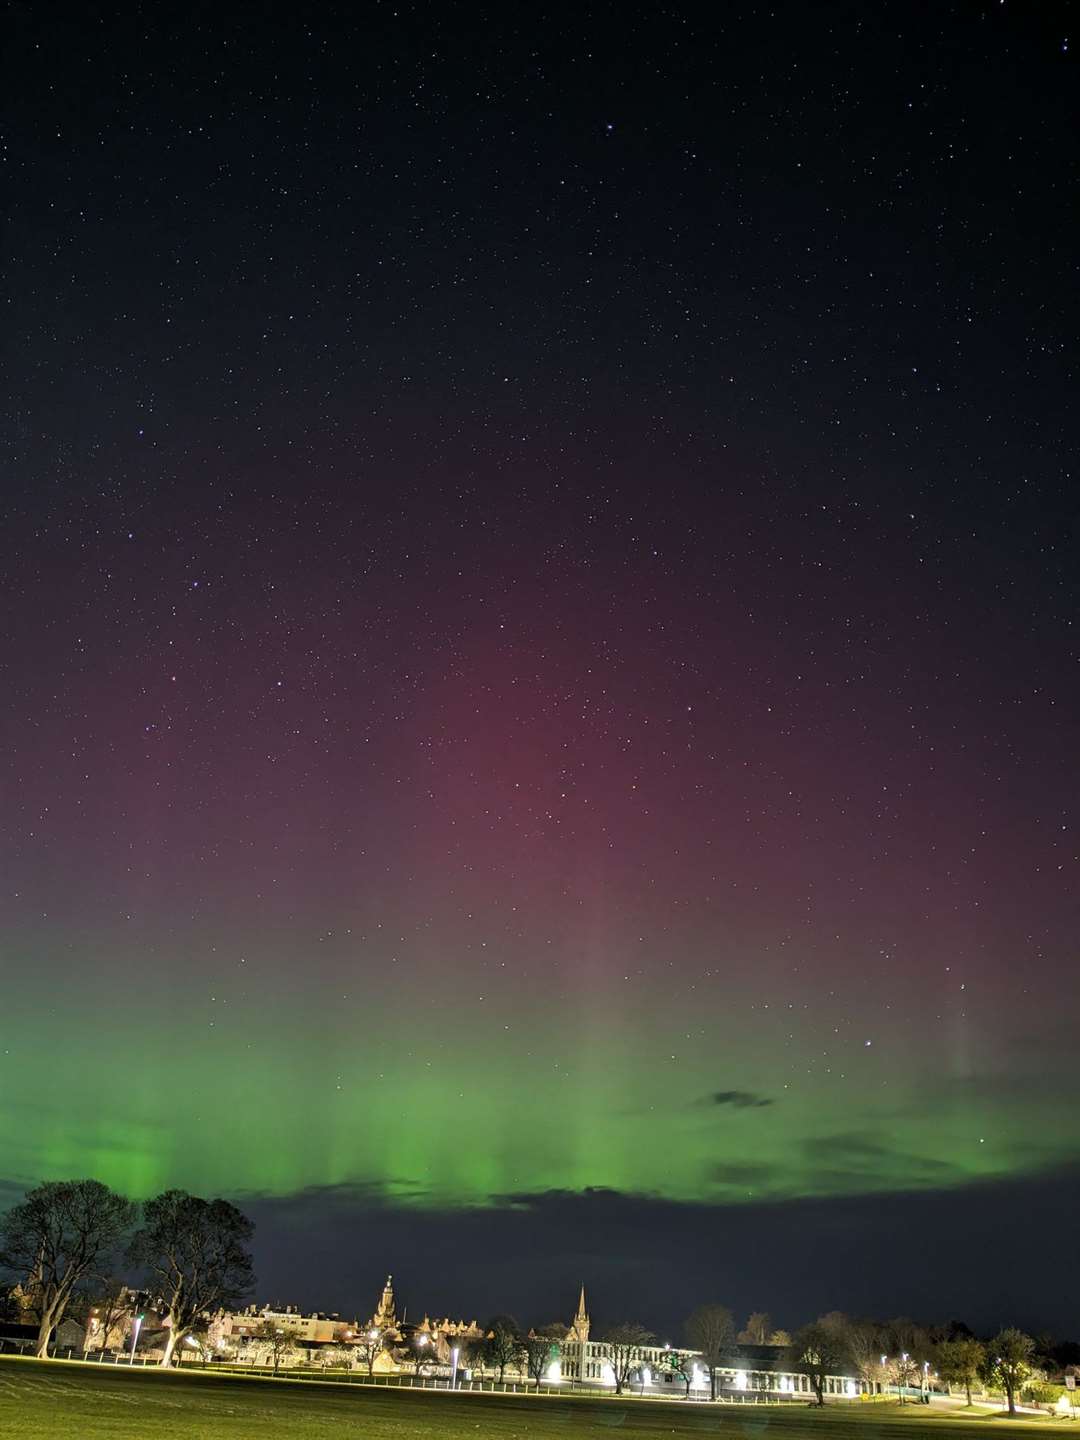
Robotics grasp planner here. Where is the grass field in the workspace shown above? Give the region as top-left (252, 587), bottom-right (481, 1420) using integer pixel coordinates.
top-left (0, 1358), bottom-right (1068, 1440)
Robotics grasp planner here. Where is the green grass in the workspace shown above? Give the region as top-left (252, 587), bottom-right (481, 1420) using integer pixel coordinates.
top-left (0, 1358), bottom-right (1069, 1440)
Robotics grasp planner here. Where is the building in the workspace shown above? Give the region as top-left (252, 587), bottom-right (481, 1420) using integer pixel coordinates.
top-left (211, 1279), bottom-right (860, 1398)
top-left (554, 1287), bottom-right (857, 1399)
top-left (366, 1275), bottom-right (484, 1367)
top-left (220, 1304), bottom-right (352, 1346)
top-left (211, 1304), bottom-right (361, 1366)
top-left (84, 1285), bottom-right (152, 1353)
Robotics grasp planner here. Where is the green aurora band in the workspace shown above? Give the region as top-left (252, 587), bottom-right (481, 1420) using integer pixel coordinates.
top-left (3, 919), bottom-right (1073, 1208)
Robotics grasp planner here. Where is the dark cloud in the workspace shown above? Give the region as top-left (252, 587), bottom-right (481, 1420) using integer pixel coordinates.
top-left (703, 1134), bottom-right (967, 1204)
top-left (704, 1090), bottom-right (774, 1109)
top-left (221, 1163), bottom-right (1080, 1340)
top-left (806, 1131), bottom-right (961, 1175)
top-left (708, 1162), bottom-right (779, 1189)
top-left (233, 1178), bottom-right (434, 1213)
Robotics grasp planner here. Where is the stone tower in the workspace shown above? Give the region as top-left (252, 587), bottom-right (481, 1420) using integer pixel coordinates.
top-left (372, 1275), bottom-right (398, 1334)
top-left (568, 1284), bottom-right (590, 1343)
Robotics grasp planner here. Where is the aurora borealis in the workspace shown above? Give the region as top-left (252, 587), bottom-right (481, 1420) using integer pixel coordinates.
top-left (3, 3), bottom-right (1079, 1327)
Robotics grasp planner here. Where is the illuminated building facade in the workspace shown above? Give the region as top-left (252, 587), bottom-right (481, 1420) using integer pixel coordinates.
top-left (557, 1288), bottom-right (858, 1398)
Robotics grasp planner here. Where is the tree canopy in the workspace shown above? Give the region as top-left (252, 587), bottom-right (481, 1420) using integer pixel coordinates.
top-left (793, 1314), bottom-right (852, 1406)
top-left (987, 1329), bottom-right (1036, 1416)
top-left (598, 1321), bottom-right (654, 1395)
top-left (684, 1304), bottom-right (735, 1401)
top-left (0, 1179), bottom-right (135, 1359)
top-left (128, 1189), bottom-right (254, 1368)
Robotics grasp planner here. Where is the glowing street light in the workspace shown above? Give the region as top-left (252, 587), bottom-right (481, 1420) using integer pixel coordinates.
top-left (129, 1314), bottom-right (145, 1364)
top-left (451, 1344), bottom-right (459, 1390)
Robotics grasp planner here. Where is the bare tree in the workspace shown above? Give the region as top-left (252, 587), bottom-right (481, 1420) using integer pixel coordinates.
top-left (521, 1325), bottom-right (566, 1388)
top-left (842, 1319), bottom-right (886, 1394)
top-left (483, 1315), bottom-right (524, 1383)
top-left (793, 1315), bottom-right (852, 1406)
top-left (882, 1316), bottom-right (932, 1401)
top-left (353, 1326), bottom-right (386, 1376)
top-left (254, 1318), bottom-right (299, 1375)
top-left (662, 1348), bottom-right (696, 1398)
top-left (0, 1179), bottom-right (135, 1359)
top-left (685, 1303), bottom-right (735, 1401)
top-left (85, 1277), bottom-right (131, 1354)
top-left (410, 1333), bottom-right (442, 1379)
top-left (522, 1332), bottom-right (560, 1388)
top-left (128, 1189), bottom-right (254, 1368)
top-left (464, 1333), bottom-right (488, 1378)
top-left (938, 1336), bottom-right (986, 1406)
top-left (598, 1322), bottom-right (654, 1396)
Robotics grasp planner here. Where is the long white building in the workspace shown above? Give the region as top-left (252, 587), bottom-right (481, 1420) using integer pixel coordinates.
top-left (556, 1289), bottom-right (858, 1398)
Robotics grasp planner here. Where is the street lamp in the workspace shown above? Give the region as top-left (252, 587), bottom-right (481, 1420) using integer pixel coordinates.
top-left (130, 1314), bottom-right (144, 1365)
top-left (451, 1345), bottom-right (459, 1390)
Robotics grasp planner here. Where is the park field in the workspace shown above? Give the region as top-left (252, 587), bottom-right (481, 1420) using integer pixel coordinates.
top-left (0, 1358), bottom-right (1067, 1440)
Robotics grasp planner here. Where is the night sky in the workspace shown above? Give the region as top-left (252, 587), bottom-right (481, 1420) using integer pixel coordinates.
top-left (3, 3), bottom-right (1078, 1334)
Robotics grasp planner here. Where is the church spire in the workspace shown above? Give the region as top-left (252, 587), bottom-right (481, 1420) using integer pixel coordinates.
top-left (569, 1283), bottom-right (590, 1343)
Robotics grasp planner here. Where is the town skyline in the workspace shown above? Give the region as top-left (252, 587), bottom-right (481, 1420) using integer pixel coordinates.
top-left (4, 1171), bottom-right (1079, 1345)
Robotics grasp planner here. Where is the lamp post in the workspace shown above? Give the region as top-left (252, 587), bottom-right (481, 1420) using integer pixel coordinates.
top-left (881, 1356), bottom-right (888, 1399)
top-left (129, 1314), bottom-right (144, 1365)
top-left (451, 1345), bottom-right (459, 1390)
